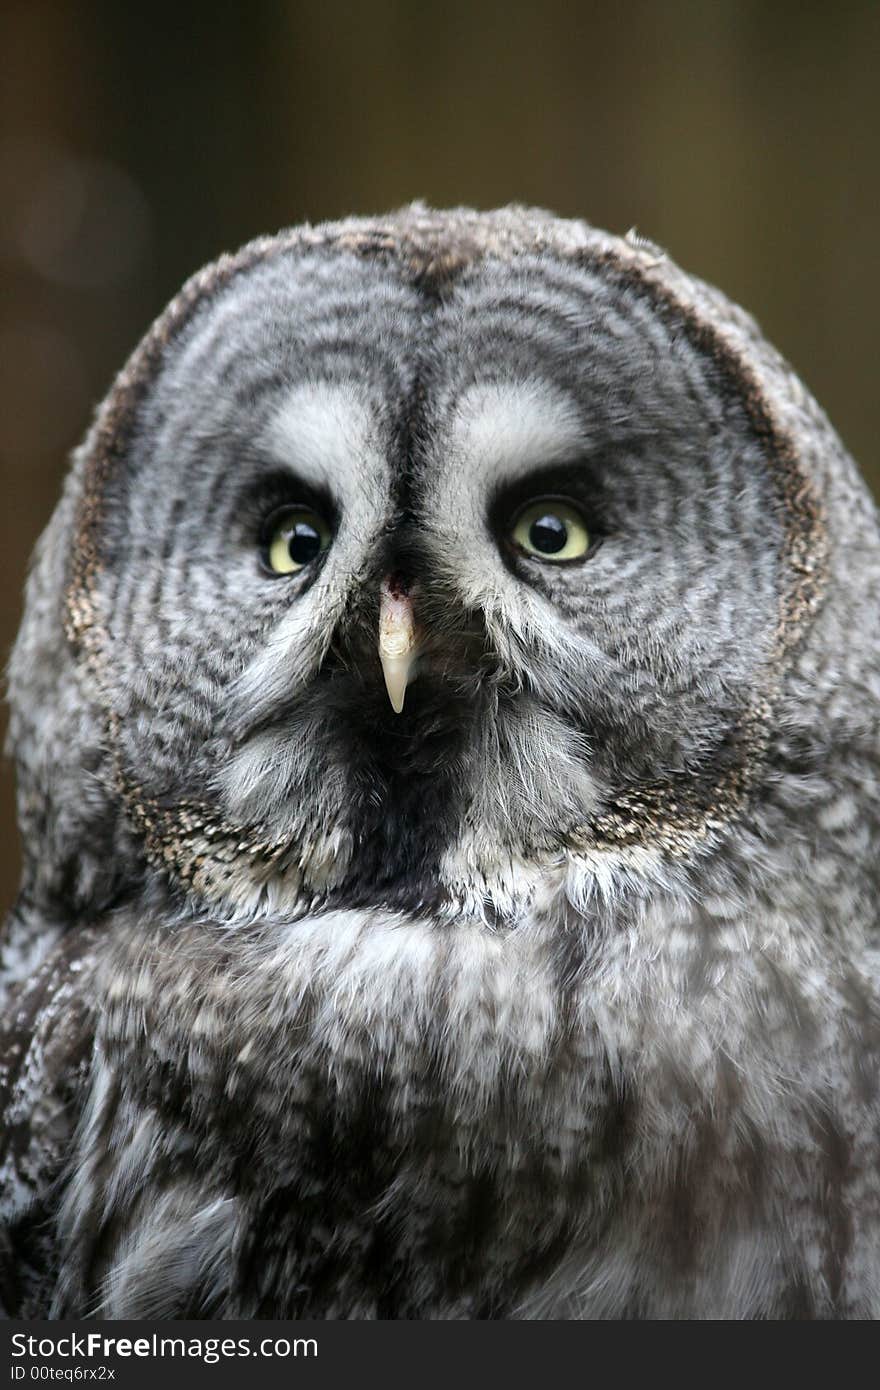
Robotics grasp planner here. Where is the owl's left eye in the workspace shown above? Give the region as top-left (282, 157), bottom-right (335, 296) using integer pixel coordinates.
top-left (510, 499), bottom-right (590, 562)
top-left (262, 507), bottom-right (332, 574)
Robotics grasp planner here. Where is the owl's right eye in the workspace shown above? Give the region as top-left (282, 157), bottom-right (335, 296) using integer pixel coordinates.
top-left (261, 507), bottom-right (332, 575)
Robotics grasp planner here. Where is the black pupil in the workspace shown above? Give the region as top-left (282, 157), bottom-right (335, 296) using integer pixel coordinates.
top-left (528, 514), bottom-right (568, 554)
top-left (287, 520), bottom-right (322, 566)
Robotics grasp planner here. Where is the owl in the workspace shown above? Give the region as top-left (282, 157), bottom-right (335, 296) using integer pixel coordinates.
top-left (1, 204), bottom-right (879, 1320)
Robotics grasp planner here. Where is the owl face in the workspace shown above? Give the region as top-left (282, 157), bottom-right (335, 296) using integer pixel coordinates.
top-left (61, 213), bottom-right (820, 919)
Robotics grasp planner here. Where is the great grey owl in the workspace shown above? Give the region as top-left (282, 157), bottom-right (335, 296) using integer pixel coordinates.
top-left (1, 205), bottom-right (879, 1320)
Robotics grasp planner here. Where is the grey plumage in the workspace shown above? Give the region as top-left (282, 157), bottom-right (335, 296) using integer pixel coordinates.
top-left (2, 204), bottom-right (879, 1318)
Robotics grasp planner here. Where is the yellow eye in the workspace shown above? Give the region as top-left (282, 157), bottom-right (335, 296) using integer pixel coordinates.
top-left (264, 507), bottom-right (332, 574)
top-left (510, 499), bottom-right (590, 561)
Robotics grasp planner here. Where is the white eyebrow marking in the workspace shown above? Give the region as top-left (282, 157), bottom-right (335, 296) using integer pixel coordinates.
top-left (264, 380), bottom-right (382, 491)
top-left (448, 379), bottom-right (585, 492)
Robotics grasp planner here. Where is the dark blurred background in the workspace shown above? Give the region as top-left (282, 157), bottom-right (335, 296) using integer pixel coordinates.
top-left (2, 0), bottom-right (878, 914)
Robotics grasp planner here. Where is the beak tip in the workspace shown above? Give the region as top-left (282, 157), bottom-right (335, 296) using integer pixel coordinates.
top-left (382, 663), bottom-right (409, 713)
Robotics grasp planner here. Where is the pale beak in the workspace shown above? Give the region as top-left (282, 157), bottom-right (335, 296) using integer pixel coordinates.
top-left (378, 576), bottom-right (419, 713)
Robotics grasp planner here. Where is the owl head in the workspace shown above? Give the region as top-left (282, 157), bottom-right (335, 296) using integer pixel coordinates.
top-left (7, 205), bottom-right (878, 940)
